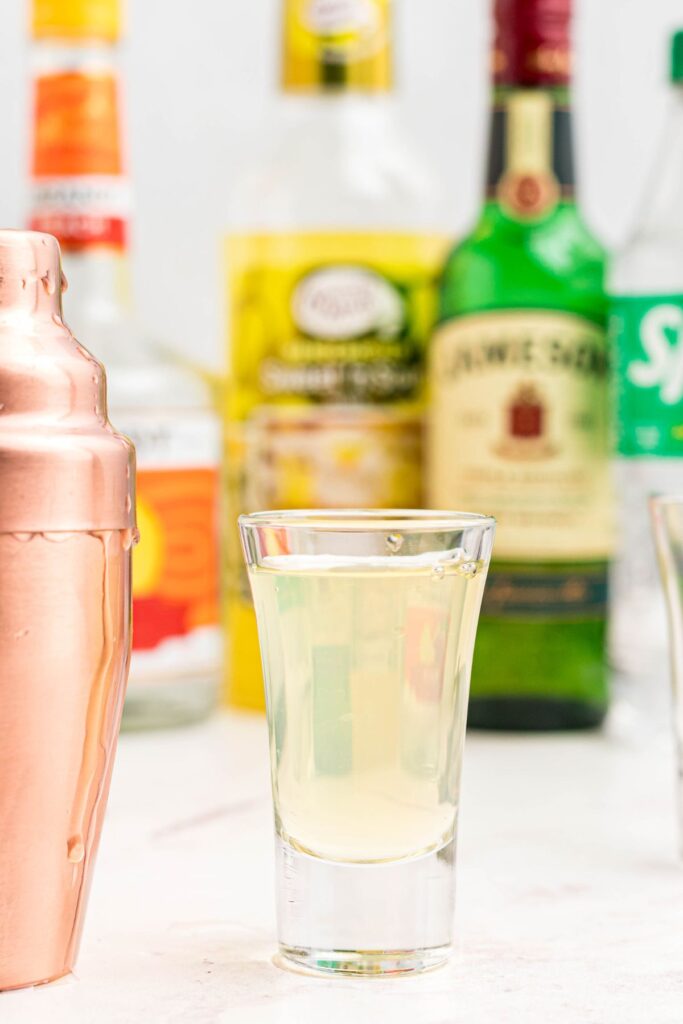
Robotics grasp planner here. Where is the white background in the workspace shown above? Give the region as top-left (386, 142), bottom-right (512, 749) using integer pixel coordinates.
top-left (0, 0), bottom-right (681, 367)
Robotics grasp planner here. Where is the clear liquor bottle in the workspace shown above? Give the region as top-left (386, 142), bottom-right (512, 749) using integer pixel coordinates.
top-left (29, 0), bottom-right (222, 728)
top-left (609, 30), bottom-right (683, 678)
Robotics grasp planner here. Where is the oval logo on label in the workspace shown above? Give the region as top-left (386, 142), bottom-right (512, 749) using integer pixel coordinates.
top-left (292, 265), bottom-right (404, 341)
top-left (304, 0), bottom-right (377, 36)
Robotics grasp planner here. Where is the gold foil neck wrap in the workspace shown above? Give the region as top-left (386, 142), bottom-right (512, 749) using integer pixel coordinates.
top-left (505, 92), bottom-right (553, 175)
top-left (0, 230), bottom-right (135, 532)
top-left (496, 91), bottom-right (560, 220)
top-left (282, 0), bottom-right (392, 92)
top-left (32, 0), bottom-right (122, 41)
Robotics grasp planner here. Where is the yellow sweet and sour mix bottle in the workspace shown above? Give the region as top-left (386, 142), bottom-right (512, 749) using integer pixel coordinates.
top-left (224, 0), bottom-right (448, 711)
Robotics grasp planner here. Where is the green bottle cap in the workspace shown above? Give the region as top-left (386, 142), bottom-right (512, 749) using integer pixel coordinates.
top-left (672, 30), bottom-right (683, 83)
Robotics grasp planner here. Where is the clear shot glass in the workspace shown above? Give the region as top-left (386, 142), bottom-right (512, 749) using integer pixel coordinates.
top-left (239, 509), bottom-right (495, 976)
top-left (651, 495), bottom-right (683, 854)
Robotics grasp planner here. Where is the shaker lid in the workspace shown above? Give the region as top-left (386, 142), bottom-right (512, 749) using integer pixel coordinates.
top-left (0, 230), bottom-right (135, 533)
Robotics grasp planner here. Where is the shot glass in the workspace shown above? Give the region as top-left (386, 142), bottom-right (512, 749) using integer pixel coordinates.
top-left (651, 495), bottom-right (683, 854)
top-left (239, 508), bottom-right (495, 976)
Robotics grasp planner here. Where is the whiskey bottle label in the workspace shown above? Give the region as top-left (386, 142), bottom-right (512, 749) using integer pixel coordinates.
top-left (611, 294), bottom-right (683, 457)
top-left (429, 309), bottom-right (612, 560)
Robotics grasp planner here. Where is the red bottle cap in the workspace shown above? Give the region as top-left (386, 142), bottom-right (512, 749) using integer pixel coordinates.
top-left (493, 0), bottom-right (572, 87)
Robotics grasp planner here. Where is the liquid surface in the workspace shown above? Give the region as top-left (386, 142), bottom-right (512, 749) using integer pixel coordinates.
top-left (250, 553), bottom-right (486, 863)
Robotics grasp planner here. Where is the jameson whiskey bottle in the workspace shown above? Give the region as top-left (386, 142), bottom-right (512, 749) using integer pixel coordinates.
top-left (30, 0), bottom-right (222, 728)
top-left (609, 31), bottom-right (683, 678)
top-left (225, 0), bottom-right (446, 710)
top-left (429, 0), bottom-right (611, 729)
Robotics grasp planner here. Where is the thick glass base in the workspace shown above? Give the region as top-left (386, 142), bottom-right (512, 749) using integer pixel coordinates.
top-left (274, 836), bottom-right (456, 976)
top-left (278, 943), bottom-right (450, 977)
top-left (468, 696), bottom-right (607, 732)
top-left (121, 675), bottom-right (219, 731)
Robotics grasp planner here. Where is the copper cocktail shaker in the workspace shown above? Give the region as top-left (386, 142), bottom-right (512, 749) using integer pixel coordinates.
top-left (0, 230), bottom-right (136, 990)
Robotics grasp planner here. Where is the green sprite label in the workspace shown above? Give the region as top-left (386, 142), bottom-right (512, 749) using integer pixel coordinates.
top-left (611, 294), bottom-right (683, 457)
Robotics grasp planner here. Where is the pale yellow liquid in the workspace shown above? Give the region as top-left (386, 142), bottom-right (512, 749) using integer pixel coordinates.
top-left (250, 554), bottom-right (485, 864)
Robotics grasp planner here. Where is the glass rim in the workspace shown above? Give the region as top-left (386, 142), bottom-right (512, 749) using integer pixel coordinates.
top-left (650, 495), bottom-right (683, 509)
top-left (238, 508), bottom-right (496, 533)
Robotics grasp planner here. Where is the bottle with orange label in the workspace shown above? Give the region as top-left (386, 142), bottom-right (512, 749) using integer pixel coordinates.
top-left (29, 0), bottom-right (222, 728)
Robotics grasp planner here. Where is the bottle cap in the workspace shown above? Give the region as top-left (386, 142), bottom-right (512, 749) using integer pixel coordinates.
top-left (32, 0), bottom-right (122, 41)
top-left (671, 30), bottom-right (683, 83)
top-left (493, 0), bottom-right (572, 87)
top-left (0, 230), bottom-right (135, 532)
top-left (281, 0), bottom-right (392, 92)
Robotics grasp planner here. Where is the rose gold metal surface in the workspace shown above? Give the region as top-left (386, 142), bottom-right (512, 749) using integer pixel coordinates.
top-left (0, 230), bottom-right (134, 532)
top-left (0, 230), bottom-right (136, 991)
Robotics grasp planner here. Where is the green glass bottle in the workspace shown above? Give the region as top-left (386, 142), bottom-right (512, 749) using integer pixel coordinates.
top-left (428, 0), bottom-right (611, 730)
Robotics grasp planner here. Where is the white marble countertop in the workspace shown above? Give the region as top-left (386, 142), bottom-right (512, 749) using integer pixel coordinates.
top-left (4, 693), bottom-right (683, 1024)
